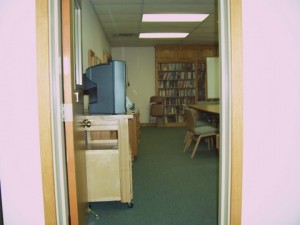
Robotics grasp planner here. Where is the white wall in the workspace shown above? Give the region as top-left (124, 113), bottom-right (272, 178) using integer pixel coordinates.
top-left (0, 1), bottom-right (45, 224)
top-left (112, 47), bottom-right (156, 123)
top-left (82, 0), bottom-right (111, 70)
top-left (82, 0), bottom-right (111, 110)
top-left (242, 0), bottom-right (300, 224)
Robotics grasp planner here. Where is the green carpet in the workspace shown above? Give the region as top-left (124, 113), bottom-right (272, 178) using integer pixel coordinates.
top-left (88, 127), bottom-right (219, 225)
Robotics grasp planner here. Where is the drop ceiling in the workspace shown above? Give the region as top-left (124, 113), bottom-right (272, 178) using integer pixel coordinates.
top-left (90, 0), bottom-right (219, 47)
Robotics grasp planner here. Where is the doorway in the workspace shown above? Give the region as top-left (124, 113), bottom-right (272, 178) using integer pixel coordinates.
top-left (43, 0), bottom-right (243, 224)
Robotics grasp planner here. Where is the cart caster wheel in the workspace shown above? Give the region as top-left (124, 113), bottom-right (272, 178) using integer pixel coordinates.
top-left (128, 202), bottom-right (134, 208)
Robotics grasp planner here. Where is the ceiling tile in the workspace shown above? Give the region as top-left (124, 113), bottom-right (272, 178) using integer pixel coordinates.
top-left (90, 0), bottom-right (219, 47)
top-left (93, 4), bottom-right (142, 14)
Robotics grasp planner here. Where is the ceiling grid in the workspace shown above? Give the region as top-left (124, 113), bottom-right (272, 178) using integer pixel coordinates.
top-left (90, 0), bottom-right (218, 47)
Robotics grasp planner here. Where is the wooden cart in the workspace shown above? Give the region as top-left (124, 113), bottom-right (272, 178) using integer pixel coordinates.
top-left (79, 115), bottom-right (133, 207)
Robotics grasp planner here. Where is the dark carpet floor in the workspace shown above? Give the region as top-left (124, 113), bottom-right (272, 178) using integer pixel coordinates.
top-left (88, 127), bottom-right (219, 225)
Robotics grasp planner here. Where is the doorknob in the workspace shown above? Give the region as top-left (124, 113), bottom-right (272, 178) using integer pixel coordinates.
top-left (81, 119), bottom-right (91, 128)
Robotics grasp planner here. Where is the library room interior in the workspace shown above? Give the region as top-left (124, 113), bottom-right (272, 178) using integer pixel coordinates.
top-left (78, 1), bottom-right (222, 224)
top-left (2, 0), bottom-right (300, 225)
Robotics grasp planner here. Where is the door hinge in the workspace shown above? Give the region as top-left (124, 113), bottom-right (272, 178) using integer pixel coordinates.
top-left (62, 103), bottom-right (73, 122)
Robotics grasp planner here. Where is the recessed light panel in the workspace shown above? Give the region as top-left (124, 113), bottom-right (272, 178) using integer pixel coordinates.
top-left (142, 14), bottom-right (209, 22)
top-left (139, 33), bottom-right (189, 38)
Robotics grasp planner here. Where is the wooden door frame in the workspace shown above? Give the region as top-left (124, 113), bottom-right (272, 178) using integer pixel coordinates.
top-left (36, 0), bottom-right (57, 224)
top-left (62, 0), bottom-right (89, 224)
top-left (229, 0), bottom-right (243, 224)
top-left (36, 0), bottom-right (243, 224)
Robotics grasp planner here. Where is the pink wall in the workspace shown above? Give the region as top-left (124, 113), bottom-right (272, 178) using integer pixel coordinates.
top-left (242, 0), bottom-right (300, 224)
top-left (1, 1), bottom-right (300, 224)
top-left (0, 1), bottom-right (45, 224)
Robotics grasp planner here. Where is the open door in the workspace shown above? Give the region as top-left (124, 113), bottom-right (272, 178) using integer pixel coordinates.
top-left (62, 0), bottom-right (88, 224)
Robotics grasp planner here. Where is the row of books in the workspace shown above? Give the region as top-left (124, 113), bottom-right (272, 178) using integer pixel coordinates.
top-left (158, 71), bottom-right (194, 80)
top-left (198, 62), bottom-right (206, 100)
top-left (164, 97), bottom-right (195, 106)
top-left (198, 71), bottom-right (206, 80)
top-left (159, 89), bottom-right (195, 97)
top-left (158, 80), bottom-right (195, 88)
top-left (158, 63), bottom-right (195, 71)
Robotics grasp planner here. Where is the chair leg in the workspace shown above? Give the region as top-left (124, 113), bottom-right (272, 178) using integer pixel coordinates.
top-left (205, 136), bottom-right (215, 150)
top-left (207, 138), bottom-right (211, 150)
top-left (156, 116), bottom-right (164, 127)
top-left (191, 136), bottom-right (202, 159)
top-left (184, 131), bottom-right (188, 143)
top-left (184, 135), bottom-right (192, 152)
top-left (184, 131), bottom-right (191, 144)
top-left (208, 137), bottom-right (214, 150)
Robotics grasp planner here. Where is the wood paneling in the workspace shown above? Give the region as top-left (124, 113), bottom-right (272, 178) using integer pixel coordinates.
top-left (195, 46), bottom-right (217, 58)
top-left (177, 46), bottom-right (196, 61)
top-left (155, 45), bottom-right (218, 62)
top-left (230, 0), bottom-right (243, 224)
top-left (155, 45), bottom-right (177, 61)
top-left (36, 0), bottom-right (57, 224)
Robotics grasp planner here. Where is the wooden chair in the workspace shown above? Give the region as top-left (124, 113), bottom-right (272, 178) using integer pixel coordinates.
top-left (184, 108), bottom-right (218, 159)
top-left (149, 96), bottom-right (165, 126)
top-left (183, 107), bottom-right (210, 144)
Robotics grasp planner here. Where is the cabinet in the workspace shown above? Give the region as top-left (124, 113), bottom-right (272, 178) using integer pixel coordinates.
top-left (128, 112), bottom-right (140, 160)
top-left (81, 115), bottom-right (133, 206)
top-left (155, 45), bottom-right (218, 126)
top-left (206, 57), bottom-right (220, 100)
top-left (197, 57), bottom-right (220, 101)
top-left (88, 112), bottom-right (139, 159)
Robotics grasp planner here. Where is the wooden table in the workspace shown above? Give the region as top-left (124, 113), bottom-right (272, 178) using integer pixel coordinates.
top-left (189, 104), bottom-right (220, 150)
top-left (189, 104), bottom-right (220, 114)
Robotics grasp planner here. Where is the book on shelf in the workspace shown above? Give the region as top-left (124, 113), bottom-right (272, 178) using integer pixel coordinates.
top-left (158, 63), bottom-right (195, 72)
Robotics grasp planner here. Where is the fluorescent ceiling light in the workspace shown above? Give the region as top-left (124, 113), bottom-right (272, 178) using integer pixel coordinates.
top-left (139, 33), bottom-right (189, 38)
top-left (142, 14), bottom-right (209, 22)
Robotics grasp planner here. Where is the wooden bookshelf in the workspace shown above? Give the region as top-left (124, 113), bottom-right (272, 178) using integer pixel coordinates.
top-left (197, 60), bottom-right (206, 101)
top-left (157, 62), bottom-right (195, 126)
top-left (155, 45), bottom-right (218, 126)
